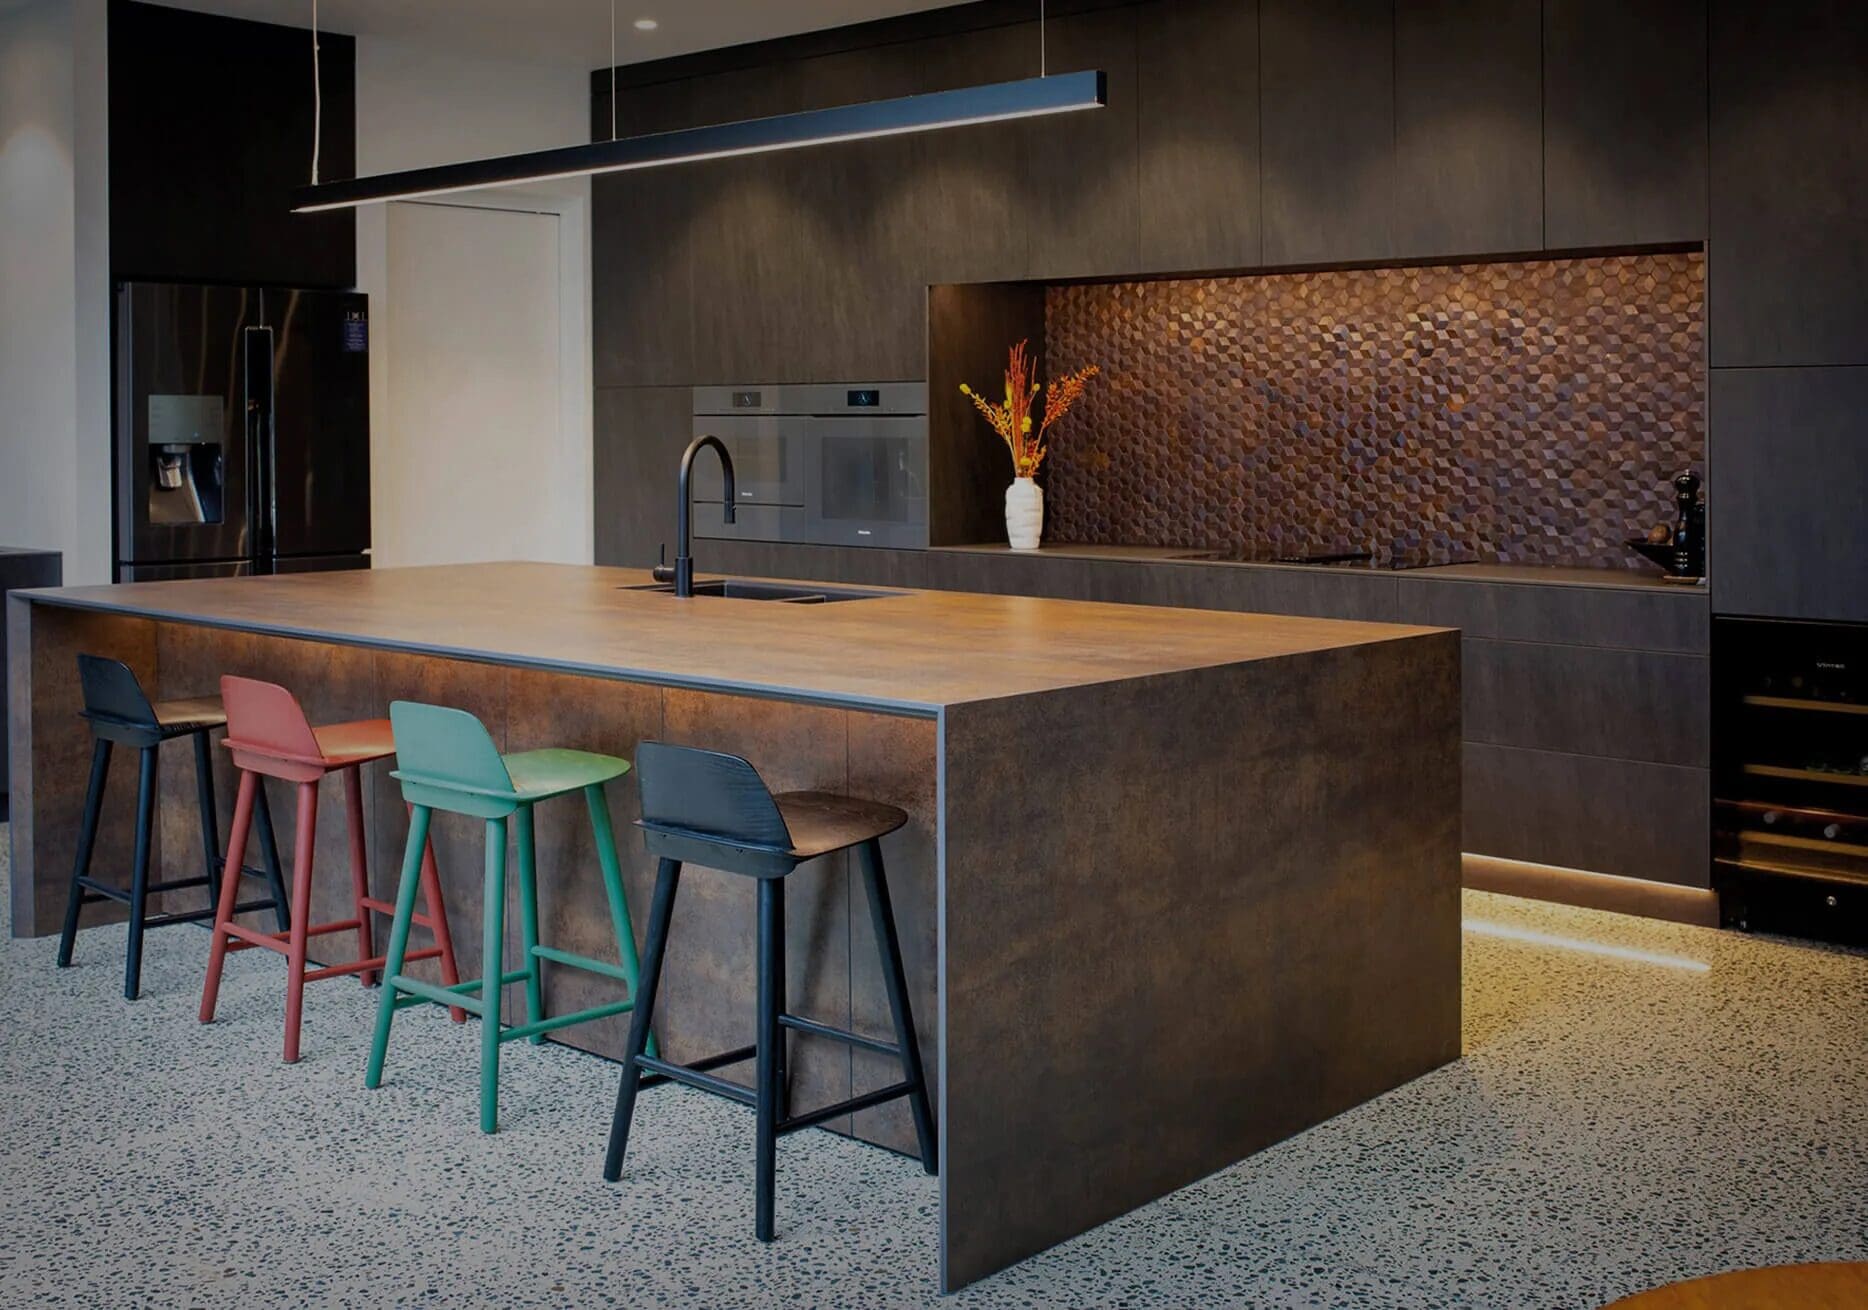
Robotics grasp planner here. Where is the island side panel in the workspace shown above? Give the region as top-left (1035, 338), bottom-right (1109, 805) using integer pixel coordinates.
top-left (936, 631), bottom-right (1462, 1292)
top-left (9, 599), bottom-right (159, 938)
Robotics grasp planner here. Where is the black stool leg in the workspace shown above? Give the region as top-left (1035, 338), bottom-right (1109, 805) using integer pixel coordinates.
top-left (755, 876), bottom-right (785, 1242)
top-left (122, 746), bottom-right (158, 1001)
top-left (604, 858), bottom-right (682, 1183)
top-left (192, 730), bottom-right (221, 911)
top-left (253, 778), bottom-right (290, 932)
top-left (57, 738), bottom-right (112, 968)
top-left (858, 838), bottom-right (937, 1174)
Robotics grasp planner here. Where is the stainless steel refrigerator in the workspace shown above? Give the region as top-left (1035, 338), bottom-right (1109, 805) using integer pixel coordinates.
top-left (114, 281), bottom-right (371, 580)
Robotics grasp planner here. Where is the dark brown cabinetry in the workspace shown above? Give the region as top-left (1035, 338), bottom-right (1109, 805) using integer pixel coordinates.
top-left (593, 387), bottom-right (692, 568)
top-left (1710, 367), bottom-right (1868, 624)
top-left (1135, 0), bottom-right (1261, 273)
top-left (1393, 0), bottom-right (1543, 259)
top-left (109, 0), bottom-right (355, 288)
top-left (1543, 0), bottom-right (1708, 249)
top-left (1260, 0), bottom-right (1396, 265)
top-left (1709, 0), bottom-right (1868, 368)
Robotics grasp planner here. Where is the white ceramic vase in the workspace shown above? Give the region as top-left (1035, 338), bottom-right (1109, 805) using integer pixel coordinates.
top-left (1005, 476), bottom-right (1044, 551)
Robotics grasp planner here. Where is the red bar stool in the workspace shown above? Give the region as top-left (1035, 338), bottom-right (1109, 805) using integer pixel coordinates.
top-left (198, 674), bottom-right (465, 1063)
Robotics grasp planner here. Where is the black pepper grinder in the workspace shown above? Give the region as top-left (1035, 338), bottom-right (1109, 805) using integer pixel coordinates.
top-left (1671, 470), bottom-right (1705, 578)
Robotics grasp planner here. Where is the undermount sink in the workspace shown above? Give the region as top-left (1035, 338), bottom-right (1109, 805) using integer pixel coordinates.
top-left (623, 578), bottom-right (900, 604)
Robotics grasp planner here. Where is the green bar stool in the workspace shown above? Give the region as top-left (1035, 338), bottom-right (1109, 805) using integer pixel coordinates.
top-left (365, 700), bottom-right (651, 1133)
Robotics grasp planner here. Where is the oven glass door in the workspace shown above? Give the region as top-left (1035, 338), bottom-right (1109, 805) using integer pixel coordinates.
top-left (690, 415), bottom-right (806, 508)
top-left (806, 419), bottom-right (927, 547)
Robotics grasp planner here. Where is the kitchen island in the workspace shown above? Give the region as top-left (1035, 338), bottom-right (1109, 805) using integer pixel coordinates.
top-left (7, 562), bottom-right (1460, 1290)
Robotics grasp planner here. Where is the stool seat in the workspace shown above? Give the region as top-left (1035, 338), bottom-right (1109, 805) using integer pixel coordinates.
top-left (151, 695), bottom-right (229, 734)
top-left (311, 718), bottom-right (397, 767)
top-left (504, 747), bottom-right (632, 802)
top-left (773, 791), bottom-right (908, 859)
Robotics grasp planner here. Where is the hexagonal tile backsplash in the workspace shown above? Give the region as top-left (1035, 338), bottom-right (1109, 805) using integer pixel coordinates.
top-left (1042, 252), bottom-right (1704, 567)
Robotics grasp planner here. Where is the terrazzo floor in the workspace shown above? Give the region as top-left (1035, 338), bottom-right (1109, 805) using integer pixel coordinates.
top-left (2, 824), bottom-right (1865, 1309)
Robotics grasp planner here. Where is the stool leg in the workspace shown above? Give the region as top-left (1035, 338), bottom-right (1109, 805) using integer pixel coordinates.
top-left (342, 768), bottom-right (375, 987)
top-left (57, 739), bottom-right (112, 968)
top-left (122, 746), bottom-right (159, 1001)
top-left (479, 816), bottom-right (509, 1133)
top-left (192, 731), bottom-right (222, 911)
top-left (366, 804), bottom-right (432, 1089)
top-left (411, 804), bottom-right (465, 1023)
top-left (254, 780), bottom-right (290, 933)
top-left (755, 877), bottom-right (785, 1242)
top-left (604, 858), bottom-right (681, 1183)
top-left (858, 839), bottom-right (937, 1175)
top-left (514, 804), bottom-right (545, 1043)
top-left (281, 781), bottom-right (320, 1064)
top-left (584, 782), bottom-right (655, 1058)
top-left (200, 770), bottom-right (259, 1023)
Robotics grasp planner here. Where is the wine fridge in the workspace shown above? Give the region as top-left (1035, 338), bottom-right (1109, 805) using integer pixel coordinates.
top-left (1713, 616), bottom-right (1868, 944)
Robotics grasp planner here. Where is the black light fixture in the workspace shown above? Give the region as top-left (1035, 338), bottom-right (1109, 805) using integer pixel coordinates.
top-left (291, 0), bottom-right (1104, 214)
top-left (292, 72), bottom-right (1106, 213)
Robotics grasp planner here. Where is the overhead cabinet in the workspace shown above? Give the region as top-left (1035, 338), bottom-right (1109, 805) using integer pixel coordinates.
top-left (1543, 0), bottom-right (1709, 249)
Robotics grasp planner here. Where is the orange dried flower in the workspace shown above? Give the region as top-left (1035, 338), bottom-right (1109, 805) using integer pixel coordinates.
top-left (960, 340), bottom-right (1099, 479)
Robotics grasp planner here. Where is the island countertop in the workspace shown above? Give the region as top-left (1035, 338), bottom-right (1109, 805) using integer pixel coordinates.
top-left (15, 561), bottom-right (1449, 716)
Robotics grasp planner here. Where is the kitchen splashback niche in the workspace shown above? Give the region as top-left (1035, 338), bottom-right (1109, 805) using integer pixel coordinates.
top-left (1042, 252), bottom-right (1705, 568)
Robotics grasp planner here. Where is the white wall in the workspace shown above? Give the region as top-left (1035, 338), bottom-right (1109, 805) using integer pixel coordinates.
top-left (352, 38), bottom-right (592, 567)
top-left (0, 0), bottom-right (110, 583)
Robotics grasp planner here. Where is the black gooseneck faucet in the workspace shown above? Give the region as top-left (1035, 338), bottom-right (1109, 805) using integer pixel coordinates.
top-left (652, 434), bottom-right (736, 598)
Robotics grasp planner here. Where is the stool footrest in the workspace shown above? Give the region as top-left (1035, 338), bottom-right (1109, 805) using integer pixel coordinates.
top-left (357, 895), bottom-right (443, 932)
top-left (499, 998), bottom-right (636, 1043)
top-left (778, 1081), bottom-right (918, 1136)
top-left (778, 1012), bottom-right (902, 1058)
top-left (221, 918), bottom-right (361, 954)
top-left (304, 947), bottom-right (440, 984)
top-left (142, 901), bottom-right (277, 929)
top-left (527, 943), bottom-right (634, 983)
top-left (388, 972), bottom-right (491, 1016)
top-left (633, 1052), bottom-right (758, 1107)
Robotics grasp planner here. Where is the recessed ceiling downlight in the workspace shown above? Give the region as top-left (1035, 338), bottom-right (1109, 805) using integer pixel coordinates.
top-left (633, 17), bottom-right (657, 30)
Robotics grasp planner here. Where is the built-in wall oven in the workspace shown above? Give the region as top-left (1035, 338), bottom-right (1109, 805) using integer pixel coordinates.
top-left (690, 384), bottom-right (928, 549)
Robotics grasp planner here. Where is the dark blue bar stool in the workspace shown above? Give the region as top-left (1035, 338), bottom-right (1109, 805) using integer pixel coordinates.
top-left (603, 741), bottom-right (937, 1241)
top-left (56, 655), bottom-right (289, 1000)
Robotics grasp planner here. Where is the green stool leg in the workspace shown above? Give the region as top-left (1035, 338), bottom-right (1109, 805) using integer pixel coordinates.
top-left (366, 804), bottom-right (433, 1089)
top-left (480, 815), bottom-right (508, 1134)
top-left (585, 782), bottom-right (656, 1059)
top-left (514, 804), bottom-right (546, 1045)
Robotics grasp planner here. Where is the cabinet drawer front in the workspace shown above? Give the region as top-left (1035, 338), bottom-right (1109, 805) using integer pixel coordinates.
top-left (1464, 744), bottom-right (1710, 887)
top-left (1464, 640), bottom-right (1710, 766)
top-left (1395, 578), bottom-right (1709, 652)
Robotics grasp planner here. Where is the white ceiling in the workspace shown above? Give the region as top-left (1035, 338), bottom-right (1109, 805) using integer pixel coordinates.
top-left (151, 0), bottom-right (973, 68)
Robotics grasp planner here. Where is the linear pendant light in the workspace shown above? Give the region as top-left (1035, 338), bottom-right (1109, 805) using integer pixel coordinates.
top-left (290, 71), bottom-right (1107, 213)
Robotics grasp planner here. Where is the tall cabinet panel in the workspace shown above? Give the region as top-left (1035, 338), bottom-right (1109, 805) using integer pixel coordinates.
top-left (1260, 0), bottom-right (1396, 266)
top-left (1019, 7), bottom-right (1142, 281)
top-left (1135, 0), bottom-right (1261, 274)
top-left (1543, 0), bottom-right (1708, 249)
top-left (1710, 367), bottom-right (1868, 623)
top-left (913, 25), bottom-right (1035, 286)
top-left (1393, 0), bottom-right (1543, 259)
top-left (591, 78), bottom-right (698, 388)
top-left (593, 387), bottom-right (693, 568)
top-left (1709, 0), bottom-right (1868, 367)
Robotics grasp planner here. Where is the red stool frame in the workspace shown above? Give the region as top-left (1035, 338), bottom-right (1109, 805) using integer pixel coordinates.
top-left (198, 675), bottom-right (465, 1062)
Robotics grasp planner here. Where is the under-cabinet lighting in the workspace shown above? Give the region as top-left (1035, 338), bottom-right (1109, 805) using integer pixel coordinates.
top-left (1462, 918), bottom-right (1712, 973)
top-left (291, 71), bottom-right (1106, 212)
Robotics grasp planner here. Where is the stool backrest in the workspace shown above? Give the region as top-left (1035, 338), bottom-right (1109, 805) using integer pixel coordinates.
top-left (635, 741), bottom-right (793, 865)
top-left (220, 675), bottom-right (326, 780)
top-left (389, 700), bottom-right (516, 818)
top-left (76, 655), bottom-right (157, 726)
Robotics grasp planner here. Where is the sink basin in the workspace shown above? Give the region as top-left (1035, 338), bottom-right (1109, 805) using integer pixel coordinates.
top-left (623, 578), bottom-right (900, 604)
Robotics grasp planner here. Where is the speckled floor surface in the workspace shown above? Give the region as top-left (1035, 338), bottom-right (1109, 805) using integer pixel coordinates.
top-left (2, 825), bottom-right (1865, 1309)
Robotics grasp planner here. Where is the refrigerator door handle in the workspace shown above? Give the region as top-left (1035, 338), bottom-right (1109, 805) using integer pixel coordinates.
top-left (244, 325), bottom-right (276, 567)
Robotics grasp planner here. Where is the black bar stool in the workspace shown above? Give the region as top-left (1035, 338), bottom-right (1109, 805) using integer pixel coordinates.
top-left (603, 741), bottom-right (937, 1241)
top-left (56, 654), bottom-right (289, 1000)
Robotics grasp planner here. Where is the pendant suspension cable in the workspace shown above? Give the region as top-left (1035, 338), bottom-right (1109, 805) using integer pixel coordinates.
top-left (610, 0), bottom-right (619, 139)
top-left (1040, 0), bottom-right (1047, 77)
top-left (310, 0), bottom-right (321, 183)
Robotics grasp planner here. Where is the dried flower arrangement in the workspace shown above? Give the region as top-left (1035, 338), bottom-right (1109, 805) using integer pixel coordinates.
top-left (960, 340), bottom-right (1100, 479)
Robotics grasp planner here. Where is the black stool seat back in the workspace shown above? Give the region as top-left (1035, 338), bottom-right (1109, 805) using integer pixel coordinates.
top-left (635, 742), bottom-right (797, 878)
top-left (77, 655), bottom-right (162, 744)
